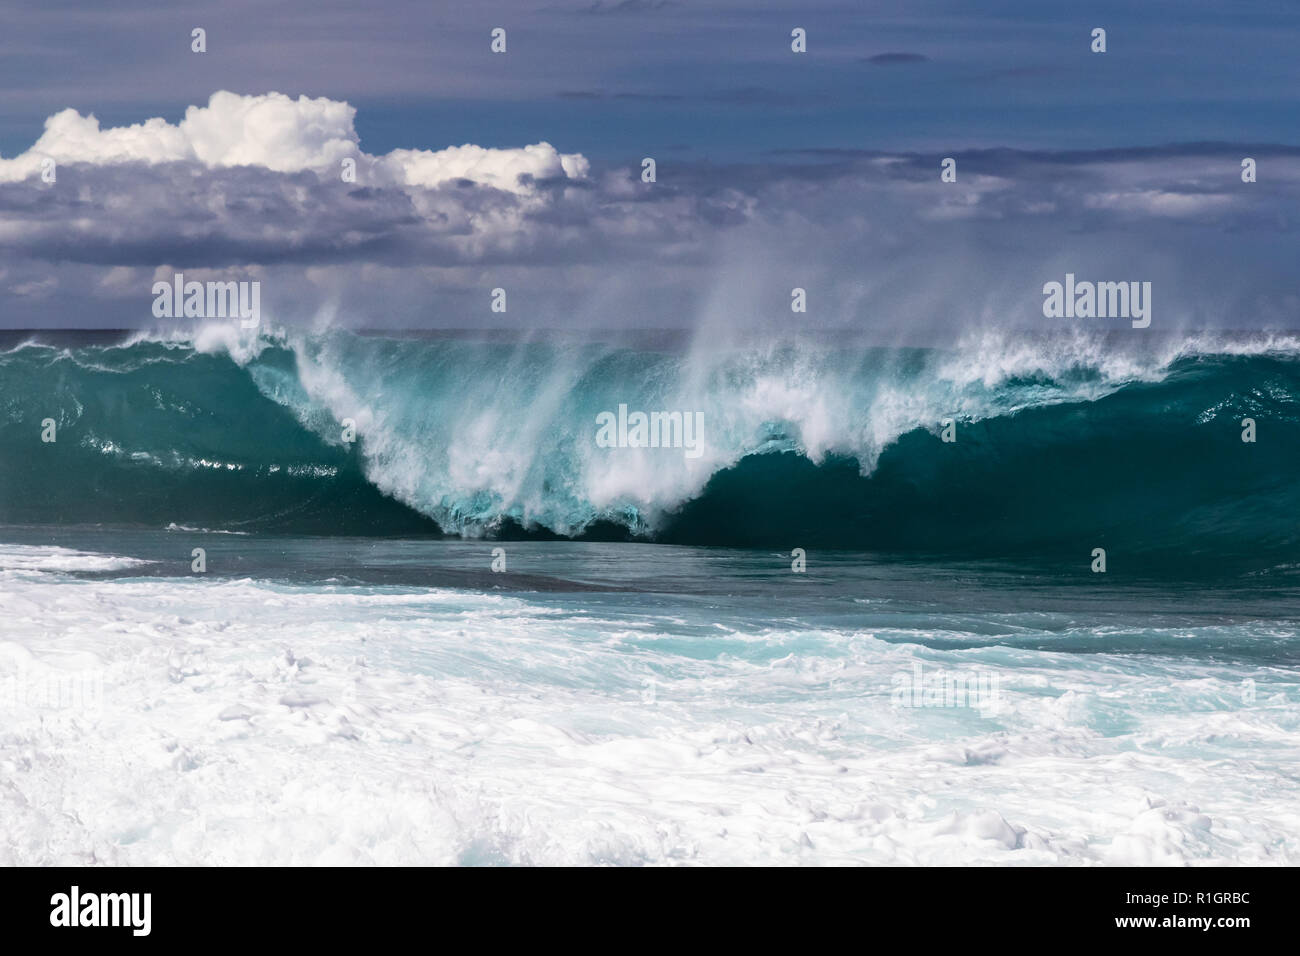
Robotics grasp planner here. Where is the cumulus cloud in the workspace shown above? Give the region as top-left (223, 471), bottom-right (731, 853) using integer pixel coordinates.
top-left (384, 143), bottom-right (590, 192)
top-left (0, 91), bottom-right (587, 194)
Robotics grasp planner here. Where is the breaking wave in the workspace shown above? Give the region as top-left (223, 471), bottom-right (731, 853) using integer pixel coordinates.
top-left (2, 325), bottom-right (1299, 572)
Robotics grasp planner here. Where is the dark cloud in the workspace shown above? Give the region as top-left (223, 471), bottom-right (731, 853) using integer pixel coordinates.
top-left (862, 52), bottom-right (930, 65)
top-left (574, 0), bottom-right (679, 12)
top-left (3, 126), bottom-right (1298, 332)
top-left (612, 92), bottom-right (686, 102)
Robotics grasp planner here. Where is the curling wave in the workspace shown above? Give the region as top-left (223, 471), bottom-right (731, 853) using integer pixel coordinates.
top-left (2, 326), bottom-right (1298, 572)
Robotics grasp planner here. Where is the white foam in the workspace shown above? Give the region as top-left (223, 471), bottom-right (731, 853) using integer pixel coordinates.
top-left (0, 547), bottom-right (1295, 865)
top-left (0, 544), bottom-right (152, 573)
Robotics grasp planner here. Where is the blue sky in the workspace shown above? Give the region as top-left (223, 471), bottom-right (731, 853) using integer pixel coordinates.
top-left (5, 0), bottom-right (1300, 159)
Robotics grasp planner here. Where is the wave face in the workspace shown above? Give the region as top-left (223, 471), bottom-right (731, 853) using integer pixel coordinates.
top-left (2, 327), bottom-right (1299, 571)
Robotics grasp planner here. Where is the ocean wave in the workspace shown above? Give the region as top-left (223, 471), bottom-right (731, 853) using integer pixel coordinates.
top-left (2, 325), bottom-right (1298, 569)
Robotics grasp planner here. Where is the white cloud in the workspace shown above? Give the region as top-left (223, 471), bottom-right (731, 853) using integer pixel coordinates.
top-left (383, 143), bottom-right (589, 192)
top-left (180, 91), bottom-right (358, 173)
top-left (0, 91), bottom-right (588, 195)
top-left (1083, 189), bottom-right (1234, 218)
top-left (10, 277), bottom-right (58, 298)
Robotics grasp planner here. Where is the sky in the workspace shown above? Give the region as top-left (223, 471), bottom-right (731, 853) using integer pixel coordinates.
top-left (1, 0), bottom-right (1298, 332)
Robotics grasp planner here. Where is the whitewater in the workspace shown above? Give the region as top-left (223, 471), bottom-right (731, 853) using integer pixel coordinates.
top-left (1, 327), bottom-right (1299, 865)
top-left (2, 534), bottom-right (1298, 865)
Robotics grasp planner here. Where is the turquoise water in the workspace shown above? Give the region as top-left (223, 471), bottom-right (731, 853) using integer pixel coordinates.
top-left (4, 329), bottom-right (1300, 573)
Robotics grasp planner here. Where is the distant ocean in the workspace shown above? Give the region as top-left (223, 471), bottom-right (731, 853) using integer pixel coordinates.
top-left (1, 327), bottom-right (1298, 864)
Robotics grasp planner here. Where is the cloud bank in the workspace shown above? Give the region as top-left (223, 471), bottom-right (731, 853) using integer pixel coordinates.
top-left (1, 92), bottom-right (1298, 334)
